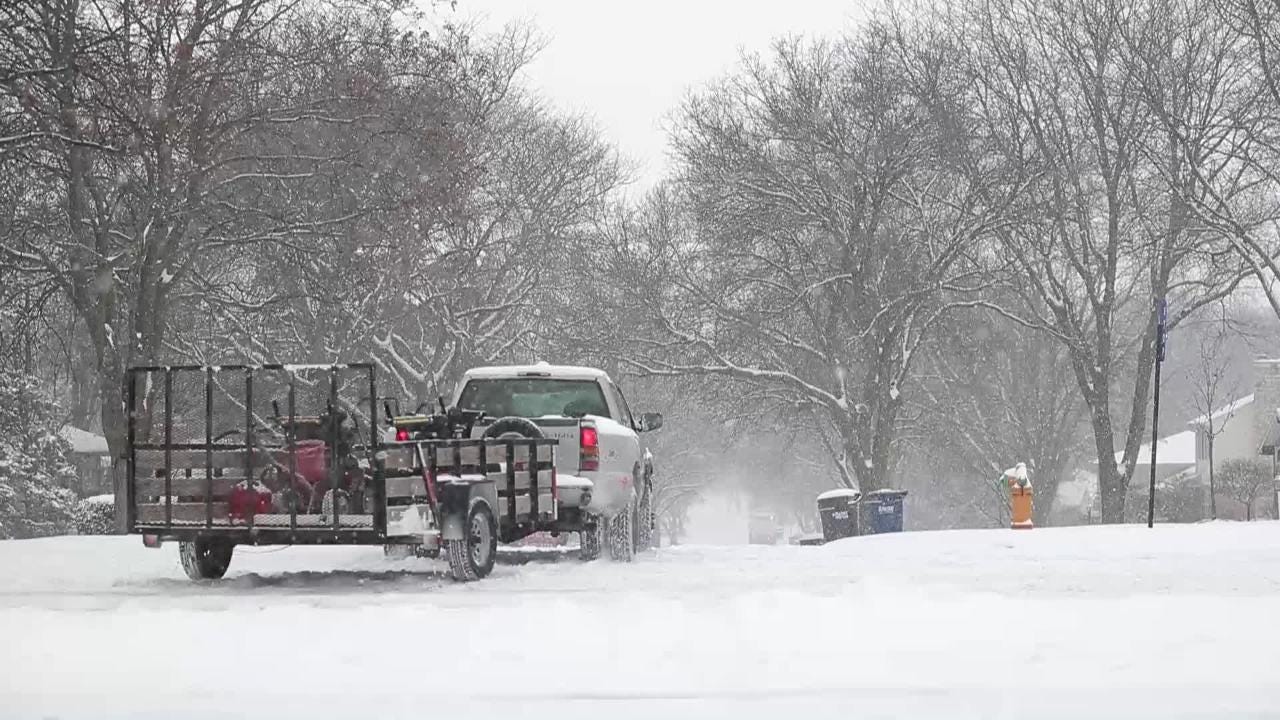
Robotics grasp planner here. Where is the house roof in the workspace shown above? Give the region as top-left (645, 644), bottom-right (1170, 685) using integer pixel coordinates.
top-left (58, 426), bottom-right (110, 455)
top-left (1187, 394), bottom-right (1254, 428)
top-left (1113, 429), bottom-right (1197, 467)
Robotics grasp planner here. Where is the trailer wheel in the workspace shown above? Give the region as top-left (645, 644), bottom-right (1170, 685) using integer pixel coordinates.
top-left (179, 538), bottom-right (234, 580)
top-left (447, 502), bottom-right (497, 581)
top-left (580, 515), bottom-right (602, 561)
top-left (608, 501), bottom-right (635, 562)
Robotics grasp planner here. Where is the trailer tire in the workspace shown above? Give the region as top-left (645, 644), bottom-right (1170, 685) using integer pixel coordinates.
top-left (179, 538), bottom-right (234, 580)
top-left (447, 502), bottom-right (497, 582)
top-left (580, 515), bottom-right (602, 561)
top-left (608, 501), bottom-right (635, 562)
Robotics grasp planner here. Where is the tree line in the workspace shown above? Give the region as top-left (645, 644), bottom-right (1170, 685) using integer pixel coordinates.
top-left (3, 0), bottom-right (1280, 535)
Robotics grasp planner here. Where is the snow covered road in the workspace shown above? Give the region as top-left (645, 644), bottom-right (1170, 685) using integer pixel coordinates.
top-left (3, 523), bottom-right (1280, 719)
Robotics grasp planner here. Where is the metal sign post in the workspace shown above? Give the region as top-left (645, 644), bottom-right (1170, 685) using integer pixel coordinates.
top-left (1148, 298), bottom-right (1167, 529)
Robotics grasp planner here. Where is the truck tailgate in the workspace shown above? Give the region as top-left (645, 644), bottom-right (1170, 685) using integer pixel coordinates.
top-left (475, 417), bottom-right (580, 474)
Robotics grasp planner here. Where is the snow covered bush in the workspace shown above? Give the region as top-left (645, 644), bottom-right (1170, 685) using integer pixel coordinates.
top-left (0, 371), bottom-right (77, 539)
top-left (73, 496), bottom-right (117, 535)
top-left (1125, 475), bottom-right (1207, 524)
top-left (1216, 460), bottom-right (1273, 521)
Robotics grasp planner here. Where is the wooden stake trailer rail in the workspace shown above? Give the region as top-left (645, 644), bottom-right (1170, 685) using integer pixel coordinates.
top-left (124, 363), bottom-right (558, 582)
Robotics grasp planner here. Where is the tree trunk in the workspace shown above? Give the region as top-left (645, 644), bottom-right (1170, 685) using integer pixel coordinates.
top-left (101, 353), bottom-right (128, 533)
top-left (69, 316), bottom-right (99, 430)
top-left (1031, 463), bottom-right (1063, 526)
top-left (1085, 397), bottom-right (1127, 523)
top-left (1208, 437), bottom-right (1216, 519)
top-left (841, 434), bottom-right (886, 493)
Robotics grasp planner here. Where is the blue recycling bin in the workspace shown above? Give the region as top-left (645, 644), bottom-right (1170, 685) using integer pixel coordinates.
top-left (860, 489), bottom-right (907, 534)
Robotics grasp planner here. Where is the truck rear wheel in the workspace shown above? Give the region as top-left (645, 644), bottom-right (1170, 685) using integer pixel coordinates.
top-left (179, 538), bottom-right (234, 580)
top-left (580, 516), bottom-right (602, 561)
top-left (447, 502), bottom-right (497, 582)
top-left (608, 502), bottom-right (635, 562)
top-left (634, 484), bottom-right (654, 551)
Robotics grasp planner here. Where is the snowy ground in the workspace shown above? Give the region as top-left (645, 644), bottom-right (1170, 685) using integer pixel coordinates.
top-left (3, 523), bottom-right (1280, 719)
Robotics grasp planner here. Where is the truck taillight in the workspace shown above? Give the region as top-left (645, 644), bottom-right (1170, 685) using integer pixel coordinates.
top-left (395, 428), bottom-right (409, 442)
top-left (580, 425), bottom-right (599, 471)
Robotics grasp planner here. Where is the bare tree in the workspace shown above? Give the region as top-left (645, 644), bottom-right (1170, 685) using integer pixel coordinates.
top-left (175, 21), bottom-right (493, 371)
top-left (1184, 305), bottom-right (1250, 518)
top-left (368, 60), bottom-right (624, 402)
top-left (608, 28), bottom-right (1016, 493)
top-left (960, 0), bottom-right (1250, 522)
top-left (910, 303), bottom-right (1089, 526)
top-left (0, 0), bottom-right (412, 457)
top-left (1123, 0), bottom-right (1280, 321)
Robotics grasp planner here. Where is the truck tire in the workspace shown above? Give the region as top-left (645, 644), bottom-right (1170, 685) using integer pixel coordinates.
top-left (446, 502), bottom-right (497, 582)
top-left (608, 502), bottom-right (635, 562)
top-left (580, 515), bottom-right (602, 561)
top-left (634, 482), bottom-right (654, 551)
top-left (179, 538), bottom-right (234, 580)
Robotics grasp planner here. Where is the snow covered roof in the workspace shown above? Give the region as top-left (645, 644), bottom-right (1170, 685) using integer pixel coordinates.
top-left (1187, 394), bottom-right (1254, 428)
top-left (1114, 429), bottom-right (1197, 467)
top-left (463, 363), bottom-right (610, 381)
top-left (58, 426), bottom-right (109, 455)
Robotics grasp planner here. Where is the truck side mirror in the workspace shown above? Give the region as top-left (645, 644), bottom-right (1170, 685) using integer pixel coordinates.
top-left (639, 412), bottom-right (664, 432)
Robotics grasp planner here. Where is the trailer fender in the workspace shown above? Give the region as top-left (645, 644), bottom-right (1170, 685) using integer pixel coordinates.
top-left (438, 479), bottom-right (496, 541)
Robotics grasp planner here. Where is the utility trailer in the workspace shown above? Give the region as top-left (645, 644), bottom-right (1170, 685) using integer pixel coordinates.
top-left (123, 363), bottom-right (558, 582)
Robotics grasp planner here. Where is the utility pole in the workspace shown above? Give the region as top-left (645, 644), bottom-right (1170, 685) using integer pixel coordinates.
top-left (1148, 299), bottom-right (1167, 529)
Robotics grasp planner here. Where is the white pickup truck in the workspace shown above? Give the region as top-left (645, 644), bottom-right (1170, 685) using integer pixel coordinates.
top-left (451, 363), bottom-right (662, 561)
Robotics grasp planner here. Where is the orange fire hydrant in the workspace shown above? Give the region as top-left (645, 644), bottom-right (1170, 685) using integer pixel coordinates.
top-left (1005, 462), bottom-right (1033, 530)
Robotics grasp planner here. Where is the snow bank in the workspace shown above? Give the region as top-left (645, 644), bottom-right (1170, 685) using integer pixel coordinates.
top-left (2, 523), bottom-right (1279, 719)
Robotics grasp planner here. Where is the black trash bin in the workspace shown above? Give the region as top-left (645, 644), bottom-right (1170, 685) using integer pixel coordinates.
top-left (817, 489), bottom-right (861, 541)
top-left (860, 489), bottom-right (908, 534)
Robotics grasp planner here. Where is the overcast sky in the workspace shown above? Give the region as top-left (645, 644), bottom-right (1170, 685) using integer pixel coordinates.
top-left (456, 1), bottom-right (868, 190)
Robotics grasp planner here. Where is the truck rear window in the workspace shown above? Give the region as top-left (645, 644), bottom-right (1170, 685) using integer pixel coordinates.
top-left (458, 378), bottom-right (610, 419)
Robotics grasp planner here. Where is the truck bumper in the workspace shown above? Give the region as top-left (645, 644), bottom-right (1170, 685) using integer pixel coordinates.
top-left (555, 473), bottom-right (594, 510)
